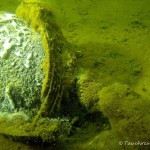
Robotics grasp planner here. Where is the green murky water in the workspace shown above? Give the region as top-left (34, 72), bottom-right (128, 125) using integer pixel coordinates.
top-left (0, 0), bottom-right (150, 150)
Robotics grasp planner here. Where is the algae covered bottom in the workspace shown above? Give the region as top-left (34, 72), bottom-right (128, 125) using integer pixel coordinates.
top-left (0, 0), bottom-right (150, 149)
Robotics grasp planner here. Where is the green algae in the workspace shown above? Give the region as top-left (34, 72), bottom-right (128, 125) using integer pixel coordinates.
top-left (0, 0), bottom-right (150, 150)
top-left (0, 0), bottom-right (75, 146)
top-left (98, 83), bottom-right (150, 149)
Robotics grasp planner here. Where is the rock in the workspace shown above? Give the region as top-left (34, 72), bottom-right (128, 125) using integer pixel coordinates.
top-left (0, 1), bottom-right (75, 143)
top-left (98, 83), bottom-right (150, 147)
top-left (77, 71), bottom-right (102, 112)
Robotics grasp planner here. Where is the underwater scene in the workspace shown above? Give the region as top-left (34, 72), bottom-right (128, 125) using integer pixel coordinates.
top-left (0, 0), bottom-right (150, 149)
